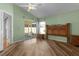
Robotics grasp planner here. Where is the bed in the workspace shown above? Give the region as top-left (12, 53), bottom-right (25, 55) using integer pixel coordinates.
top-left (46, 23), bottom-right (71, 43)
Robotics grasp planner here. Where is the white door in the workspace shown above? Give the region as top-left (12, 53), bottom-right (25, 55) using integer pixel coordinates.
top-left (3, 12), bottom-right (12, 45)
top-left (0, 12), bottom-right (12, 50)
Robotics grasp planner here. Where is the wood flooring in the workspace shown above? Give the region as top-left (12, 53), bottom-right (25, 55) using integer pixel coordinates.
top-left (0, 38), bottom-right (79, 56)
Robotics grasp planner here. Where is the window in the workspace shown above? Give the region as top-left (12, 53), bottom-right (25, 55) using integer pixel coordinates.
top-left (24, 21), bottom-right (46, 34)
top-left (32, 23), bottom-right (36, 34)
top-left (39, 21), bottom-right (46, 34)
top-left (24, 23), bottom-right (36, 34)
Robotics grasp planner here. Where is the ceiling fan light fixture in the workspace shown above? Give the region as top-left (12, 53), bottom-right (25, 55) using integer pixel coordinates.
top-left (27, 3), bottom-right (37, 12)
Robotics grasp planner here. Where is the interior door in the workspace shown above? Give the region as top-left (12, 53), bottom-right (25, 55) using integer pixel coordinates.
top-left (3, 12), bottom-right (12, 49)
top-left (0, 12), bottom-right (12, 50)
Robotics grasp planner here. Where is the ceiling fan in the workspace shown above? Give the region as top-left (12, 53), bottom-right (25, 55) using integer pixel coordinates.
top-left (26, 3), bottom-right (38, 12)
top-left (17, 3), bottom-right (42, 12)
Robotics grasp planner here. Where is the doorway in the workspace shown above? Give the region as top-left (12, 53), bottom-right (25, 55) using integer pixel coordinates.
top-left (24, 20), bottom-right (37, 39)
top-left (24, 19), bottom-right (46, 40)
top-left (37, 21), bottom-right (46, 40)
top-left (0, 12), bottom-right (13, 50)
top-left (3, 12), bottom-right (12, 49)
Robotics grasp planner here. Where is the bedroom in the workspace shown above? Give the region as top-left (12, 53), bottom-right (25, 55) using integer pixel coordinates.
top-left (0, 3), bottom-right (79, 56)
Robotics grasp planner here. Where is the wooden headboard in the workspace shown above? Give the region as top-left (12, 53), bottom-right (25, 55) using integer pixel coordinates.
top-left (46, 23), bottom-right (71, 43)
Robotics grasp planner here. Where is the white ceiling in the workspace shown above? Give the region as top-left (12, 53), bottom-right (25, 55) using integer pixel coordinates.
top-left (16, 3), bottom-right (79, 18)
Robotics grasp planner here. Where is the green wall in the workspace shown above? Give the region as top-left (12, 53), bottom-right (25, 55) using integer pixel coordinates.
top-left (13, 5), bottom-right (35, 42)
top-left (0, 3), bottom-right (36, 43)
top-left (46, 10), bottom-right (79, 42)
top-left (0, 3), bottom-right (13, 14)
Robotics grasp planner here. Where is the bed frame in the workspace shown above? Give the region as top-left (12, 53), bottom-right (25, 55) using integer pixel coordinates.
top-left (46, 23), bottom-right (71, 43)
